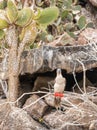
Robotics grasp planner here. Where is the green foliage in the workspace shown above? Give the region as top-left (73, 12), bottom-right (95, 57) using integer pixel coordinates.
top-left (61, 10), bottom-right (68, 19)
top-left (36, 6), bottom-right (59, 25)
top-left (0, 29), bottom-right (5, 39)
top-left (15, 8), bottom-right (32, 27)
top-left (0, 0), bottom-right (7, 9)
top-left (0, 0), bottom-right (94, 48)
top-left (86, 22), bottom-right (94, 28)
top-left (7, 0), bottom-right (18, 23)
top-left (0, 18), bottom-right (8, 29)
top-left (19, 22), bottom-right (37, 44)
top-left (78, 15), bottom-right (86, 29)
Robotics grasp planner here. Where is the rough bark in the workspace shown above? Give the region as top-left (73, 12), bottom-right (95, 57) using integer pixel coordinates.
top-left (6, 26), bottom-right (19, 103)
top-left (8, 75), bottom-right (19, 103)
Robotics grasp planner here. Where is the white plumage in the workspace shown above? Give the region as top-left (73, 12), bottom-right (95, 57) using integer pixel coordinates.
top-left (54, 69), bottom-right (66, 108)
top-left (54, 69), bottom-right (66, 93)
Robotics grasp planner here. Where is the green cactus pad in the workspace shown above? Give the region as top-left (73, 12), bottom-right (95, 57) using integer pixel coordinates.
top-left (78, 16), bottom-right (86, 29)
top-left (7, 0), bottom-right (18, 23)
top-left (0, 29), bottom-right (5, 39)
top-left (0, 18), bottom-right (8, 29)
top-left (19, 22), bottom-right (37, 44)
top-left (86, 22), bottom-right (94, 28)
top-left (36, 6), bottom-right (59, 25)
top-left (15, 8), bottom-right (32, 27)
top-left (0, 1), bottom-right (7, 9)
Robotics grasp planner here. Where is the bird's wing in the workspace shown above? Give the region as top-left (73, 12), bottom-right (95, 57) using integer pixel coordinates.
top-left (55, 75), bottom-right (66, 84)
top-left (54, 83), bottom-right (65, 93)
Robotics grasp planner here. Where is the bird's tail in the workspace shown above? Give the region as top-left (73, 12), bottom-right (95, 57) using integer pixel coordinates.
top-left (54, 97), bottom-right (61, 109)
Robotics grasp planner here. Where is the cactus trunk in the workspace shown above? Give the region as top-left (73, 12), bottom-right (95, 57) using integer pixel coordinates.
top-left (7, 25), bottom-right (19, 106)
top-left (8, 75), bottom-right (19, 105)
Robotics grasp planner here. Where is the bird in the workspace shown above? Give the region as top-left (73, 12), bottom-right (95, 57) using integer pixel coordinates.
top-left (54, 69), bottom-right (66, 109)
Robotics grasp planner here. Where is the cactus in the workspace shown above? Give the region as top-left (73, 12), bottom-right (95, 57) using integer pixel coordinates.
top-left (0, 18), bottom-right (8, 29)
top-left (0, 0), bottom-right (7, 9)
top-left (78, 15), bottom-right (86, 29)
top-left (7, 0), bottom-right (18, 23)
top-left (0, 29), bottom-right (5, 39)
top-left (15, 8), bottom-right (32, 27)
top-left (36, 6), bottom-right (59, 25)
top-left (19, 22), bottom-right (37, 44)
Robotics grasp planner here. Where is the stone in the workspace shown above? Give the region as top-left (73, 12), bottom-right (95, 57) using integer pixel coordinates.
top-left (72, 78), bottom-right (93, 93)
top-left (1, 41), bottom-right (97, 76)
top-left (23, 94), bottom-right (48, 119)
top-left (89, 0), bottom-right (97, 7)
top-left (43, 94), bottom-right (97, 129)
top-left (48, 32), bottom-right (76, 47)
top-left (57, 124), bottom-right (88, 130)
top-left (19, 43), bottom-right (97, 74)
top-left (45, 93), bottom-right (83, 108)
top-left (45, 92), bottom-right (84, 108)
top-left (78, 28), bottom-right (97, 45)
top-left (45, 94), bottom-right (55, 107)
top-left (18, 82), bottom-right (33, 107)
top-left (33, 76), bottom-right (54, 92)
top-left (77, 34), bottom-right (88, 45)
top-left (89, 120), bottom-right (97, 130)
top-left (61, 95), bottom-right (83, 106)
top-left (0, 84), bottom-right (5, 98)
top-left (0, 105), bottom-right (47, 130)
top-left (43, 110), bottom-right (86, 129)
top-left (89, 96), bottom-right (97, 105)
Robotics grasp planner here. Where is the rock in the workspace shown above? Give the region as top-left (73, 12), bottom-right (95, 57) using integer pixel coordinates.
top-left (78, 28), bottom-right (97, 45)
top-left (57, 124), bottom-right (88, 130)
top-left (89, 96), bottom-right (97, 105)
top-left (19, 42), bottom-right (97, 74)
top-left (89, 0), bottom-right (97, 7)
top-left (18, 82), bottom-right (33, 107)
top-left (45, 93), bottom-right (83, 108)
top-left (43, 111), bottom-right (66, 129)
top-left (0, 99), bottom-right (6, 104)
top-left (72, 78), bottom-right (93, 93)
top-left (48, 32), bottom-right (76, 47)
top-left (81, 7), bottom-right (93, 24)
top-left (80, 3), bottom-right (97, 28)
top-left (89, 120), bottom-right (97, 130)
top-left (0, 105), bottom-right (47, 130)
top-left (77, 34), bottom-right (88, 45)
top-left (33, 76), bottom-right (54, 92)
top-left (0, 84), bottom-right (5, 98)
top-left (2, 39), bottom-right (97, 77)
top-left (45, 94), bottom-right (55, 107)
top-left (61, 95), bottom-right (83, 106)
top-left (23, 94), bottom-right (48, 119)
top-left (43, 94), bottom-right (97, 129)
top-left (43, 110), bottom-right (88, 129)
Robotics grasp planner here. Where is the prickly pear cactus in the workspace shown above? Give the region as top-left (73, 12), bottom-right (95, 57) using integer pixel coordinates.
top-left (15, 8), bottom-right (32, 27)
top-left (0, 18), bottom-right (8, 29)
top-left (7, 0), bottom-right (18, 23)
top-left (19, 22), bottom-right (37, 45)
top-left (0, 29), bottom-right (5, 39)
top-left (36, 6), bottom-right (59, 25)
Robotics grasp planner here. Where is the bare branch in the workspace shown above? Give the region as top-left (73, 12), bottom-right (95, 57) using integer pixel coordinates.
top-left (76, 59), bottom-right (86, 93)
top-left (72, 63), bottom-right (84, 94)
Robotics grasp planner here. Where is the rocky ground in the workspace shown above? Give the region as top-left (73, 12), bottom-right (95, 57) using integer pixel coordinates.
top-left (1, 70), bottom-right (97, 130)
top-left (1, 0), bottom-right (97, 130)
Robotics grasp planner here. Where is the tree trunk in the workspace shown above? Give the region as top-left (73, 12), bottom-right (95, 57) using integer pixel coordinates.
top-left (8, 75), bottom-right (19, 104)
top-left (6, 26), bottom-right (19, 106)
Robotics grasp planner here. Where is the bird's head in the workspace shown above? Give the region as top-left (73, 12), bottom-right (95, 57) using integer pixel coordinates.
top-left (57, 68), bottom-right (61, 75)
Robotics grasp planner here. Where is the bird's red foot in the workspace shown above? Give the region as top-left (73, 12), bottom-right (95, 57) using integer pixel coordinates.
top-left (54, 92), bottom-right (64, 97)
